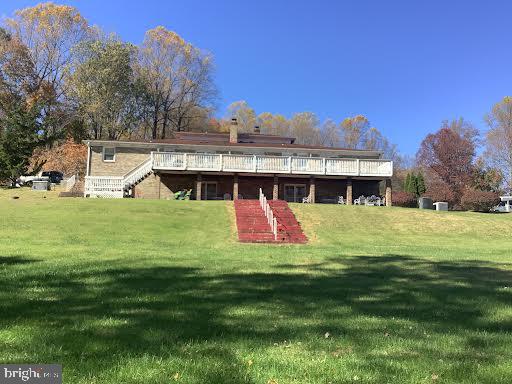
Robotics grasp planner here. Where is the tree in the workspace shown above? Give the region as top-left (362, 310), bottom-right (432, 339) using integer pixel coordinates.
top-left (472, 158), bottom-right (503, 193)
top-left (137, 26), bottom-right (217, 139)
top-left (484, 96), bottom-right (512, 192)
top-left (6, 2), bottom-right (91, 138)
top-left (257, 112), bottom-right (290, 136)
top-left (289, 112), bottom-right (321, 145)
top-left (441, 117), bottom-right (479, 146)
top-left (404, 172), bottom-right (426, 197)
top-left (30, 137), bottom-right (87, 178)
top-left (417, 172), bottom-right (426, 195)
top-left (0, 103), bottom-right (49, 186)
top-left (68, 36), bottom-right (140, 140)
top-left (227, 100), bottom-right (256, 132)
top-left (320, 119), bottom-right (340, 147)
top-left (339, 115), bottom-right (370, 149)
top-left (417, 127), bottom-right (475, 206)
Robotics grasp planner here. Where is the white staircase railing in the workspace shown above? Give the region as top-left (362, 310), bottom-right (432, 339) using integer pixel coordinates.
top-left (123, 158), bottom-right (153, 191)
top-left (259, 188), bottom-right (277, 241)
top-left (85, 158), bottom-right (153, 198)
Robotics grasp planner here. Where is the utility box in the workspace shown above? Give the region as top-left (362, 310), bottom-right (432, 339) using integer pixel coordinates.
top-left (32, 180), bottom-right (50, 191)
top-left (434, 202), bottom-right (448, 211)
top-left (418, 197), bottom-right (433, 210)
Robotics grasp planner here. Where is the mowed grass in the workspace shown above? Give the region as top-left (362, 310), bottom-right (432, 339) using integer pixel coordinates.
top-left (1, 189), bottom-right (512, 383)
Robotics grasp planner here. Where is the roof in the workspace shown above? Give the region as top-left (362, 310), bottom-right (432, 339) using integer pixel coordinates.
top-left (83, 131), bottom-right (384, 156)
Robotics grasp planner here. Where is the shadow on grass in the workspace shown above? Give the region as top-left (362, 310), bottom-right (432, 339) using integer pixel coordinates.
top-left (1, 255), bottom-right (512, 382)
top-left (0, 256), bottom-right (39, 266)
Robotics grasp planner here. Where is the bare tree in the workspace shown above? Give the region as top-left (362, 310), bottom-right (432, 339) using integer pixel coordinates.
top-left (484, 96), bottom-right (512, 192)
top-left (137, 26), bottom-right (217, 139)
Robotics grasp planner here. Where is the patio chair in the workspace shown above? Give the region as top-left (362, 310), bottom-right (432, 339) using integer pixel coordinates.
top-left (223, 193), bottom-right (232, 200)
top-left (337, 196), bottom-right (345, 205)
top-left (302, 194), bottom-right (312, 203)
top-left (357, 196), bottom-right (366, 205)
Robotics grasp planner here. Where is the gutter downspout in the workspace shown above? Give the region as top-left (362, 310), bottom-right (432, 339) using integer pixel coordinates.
top-left (85, 141), bottom-right (91, 177)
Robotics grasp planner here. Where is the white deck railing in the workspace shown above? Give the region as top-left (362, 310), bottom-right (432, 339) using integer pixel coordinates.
top-left (84, 176), bottom-right (124, 198)
top-left (259, 188), bottom-right (277, 241)
top-left (152, 152), bottom-right (393, 177)
top-left (85, 152), bottom-right (393, 198)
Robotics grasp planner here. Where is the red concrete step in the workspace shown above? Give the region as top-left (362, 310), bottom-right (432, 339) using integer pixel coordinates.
top-left (234, 199), bottom-right (307, 244)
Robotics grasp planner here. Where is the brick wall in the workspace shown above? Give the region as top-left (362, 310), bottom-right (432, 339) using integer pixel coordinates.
top-left (134, 173), bottom-right (173, 199)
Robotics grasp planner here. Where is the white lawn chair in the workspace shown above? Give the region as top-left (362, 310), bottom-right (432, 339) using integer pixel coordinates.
top-left (355, 196), bottom-right (366, 205)
top-left (302, 194), bottom-right (312, 203)
top-left (337, 196), bottom-right (345, 205)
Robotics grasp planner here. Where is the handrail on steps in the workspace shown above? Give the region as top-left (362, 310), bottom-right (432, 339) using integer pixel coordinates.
top-left (259, 188), bottom-right (277, 241)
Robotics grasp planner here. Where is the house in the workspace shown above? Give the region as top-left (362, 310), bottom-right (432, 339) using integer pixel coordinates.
top-left (83, 119), bottom-right (394, 204)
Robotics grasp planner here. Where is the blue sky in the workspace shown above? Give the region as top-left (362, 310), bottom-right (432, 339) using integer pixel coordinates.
top-left (2, 1), bottom-right (511, 155)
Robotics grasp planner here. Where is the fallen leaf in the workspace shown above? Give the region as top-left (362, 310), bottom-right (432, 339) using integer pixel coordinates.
top-left (173, 372), bottom-right (180, 381)
top-left (324, 332), bottom-right (330, 338)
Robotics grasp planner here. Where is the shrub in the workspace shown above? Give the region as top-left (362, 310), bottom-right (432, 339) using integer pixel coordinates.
top-left (393, 191), bottom-right (417, 208)
top-left (423, 180), bottom-right (456, 208)
top-left (460, 189), bottom-right (500, 212)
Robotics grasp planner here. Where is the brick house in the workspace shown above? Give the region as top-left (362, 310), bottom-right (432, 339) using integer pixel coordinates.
top-left (84, 120), bottom-right (393, 204)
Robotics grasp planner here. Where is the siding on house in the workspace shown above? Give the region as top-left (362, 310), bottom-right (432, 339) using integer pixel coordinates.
top-left (90, 146), bottom-right (155, 176)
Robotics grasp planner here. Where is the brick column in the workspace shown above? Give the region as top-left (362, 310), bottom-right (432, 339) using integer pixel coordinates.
top-left (346, 178), bottom-right (353, 205)
top-left (233, 174), bottom-right (239, 200)
top-left (273, 175), bottom-right (279, 200)
top-left (196, 173), bottom-right (202, 201)
top-left (385, 179), bottom-right (392, 207)
top-left (309, 176), bottom-right (316, 203)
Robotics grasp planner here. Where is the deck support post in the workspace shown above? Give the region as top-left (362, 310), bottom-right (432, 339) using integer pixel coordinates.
top-left (346, 178), bottom-right (353, 205)
top-left (273, 175), bottom-right (279, 200)
top-left (196, 173), bottom-right (202, 201)
top-left (385, 179), bottom-right (392, 207)
top-left (233, 174), bottom-right (239, 200)
top-left (309, 176), bottom-right (316, 203)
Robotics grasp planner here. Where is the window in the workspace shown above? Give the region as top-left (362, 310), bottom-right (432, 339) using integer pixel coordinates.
top-left (103, 147), bottom-right (116, 162)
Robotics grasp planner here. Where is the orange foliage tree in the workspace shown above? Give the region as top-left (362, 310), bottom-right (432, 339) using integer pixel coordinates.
top-left (31, 138), bottom-right (87, 178)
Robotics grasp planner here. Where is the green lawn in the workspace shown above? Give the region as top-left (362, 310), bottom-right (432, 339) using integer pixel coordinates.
top-left (1, 190), bottom-right (512, 383)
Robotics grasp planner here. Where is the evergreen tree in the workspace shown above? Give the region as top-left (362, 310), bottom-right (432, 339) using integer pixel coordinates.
top-left (404, 173), bottom-right (412, 193)
top-left (417, 172), bottom-right (427, 196)
top-left (0, 103), bottom-right (49, 186)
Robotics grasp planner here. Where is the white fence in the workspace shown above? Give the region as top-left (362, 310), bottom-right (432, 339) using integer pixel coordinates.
top-left (152, 152), bottom-right (393, 177)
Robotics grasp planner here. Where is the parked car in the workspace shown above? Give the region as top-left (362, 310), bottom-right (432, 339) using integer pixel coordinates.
top-left (18, 175), bottom-right (48, 186)
top-left (41, 171), bottom-right (64, 184)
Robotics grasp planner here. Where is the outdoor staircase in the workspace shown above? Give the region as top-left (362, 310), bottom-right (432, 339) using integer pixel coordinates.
top-left (234, 199), bottom-right (307, 244)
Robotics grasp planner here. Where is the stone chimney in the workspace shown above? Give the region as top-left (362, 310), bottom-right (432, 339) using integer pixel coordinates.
top-left (229, 118), bottom-right (238, 143)
top-left (254, 125), bottom-right (261, 134)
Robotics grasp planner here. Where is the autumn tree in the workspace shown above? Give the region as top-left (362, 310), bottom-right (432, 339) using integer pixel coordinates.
top-left (137, 26), bottom-right (216, 139)
top-left (289, 112), bottom-right (321, 145)
top-left (484, 96), bottom-right (512, 192)
top-left (68, 35), bottom-right (140, 140)
top-left (6, 2), bottom-right (91, 138)
top-left (30, 137), bottom-right (87, 178)
top-left (257, 112), bottom-right (290, 136)
top-left (339, 115), bottom-right (370, 149)
top-left (417, 127), bottom-right (475, 206)
top-left (226, 100), bottom-right (256, 132)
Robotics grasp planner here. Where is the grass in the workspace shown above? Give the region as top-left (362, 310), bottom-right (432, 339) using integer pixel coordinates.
top-left (1, 189), bottom-right (512, 383)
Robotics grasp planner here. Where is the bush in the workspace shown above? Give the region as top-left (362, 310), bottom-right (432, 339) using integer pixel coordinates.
top-left (423, 180), bottom-right (456, 208)
top-left (393, 191), bottom-right (417, 208)
top-left (460, 189), bottom-right (500, 212)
